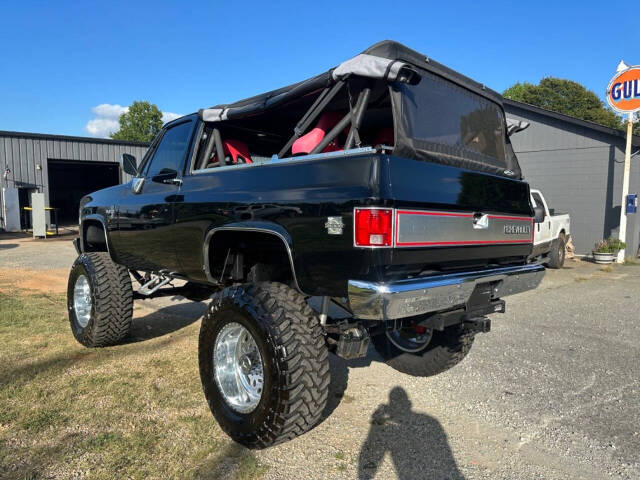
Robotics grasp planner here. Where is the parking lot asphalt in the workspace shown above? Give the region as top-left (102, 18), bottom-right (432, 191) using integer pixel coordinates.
top-left (1, 233), bottom-right (639, 479)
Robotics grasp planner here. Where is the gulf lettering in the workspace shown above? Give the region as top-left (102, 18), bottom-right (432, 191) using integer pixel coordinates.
top-left (611, 80), bottom-right (640, 103)
top-left (612, 83), bottom-right (622, 100)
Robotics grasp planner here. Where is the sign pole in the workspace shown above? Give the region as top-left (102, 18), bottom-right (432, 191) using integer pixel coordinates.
top-left (617, 111), bottom-right (633, 263)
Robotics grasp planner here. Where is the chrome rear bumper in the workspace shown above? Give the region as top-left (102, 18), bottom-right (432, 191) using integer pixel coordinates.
top-left (348, 264), bottom-right (545, 320)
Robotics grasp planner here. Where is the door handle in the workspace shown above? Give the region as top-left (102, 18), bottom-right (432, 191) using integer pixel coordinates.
top-left (163, 178), bottom-right (183, 186)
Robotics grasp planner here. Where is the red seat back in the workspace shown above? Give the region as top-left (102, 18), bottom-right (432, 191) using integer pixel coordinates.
top-left (224, 139), bottom-right (252, 164)
top-left (208, 139), bottom-right (253, 166)
top-left (292, 111), bottom-right (343, 155)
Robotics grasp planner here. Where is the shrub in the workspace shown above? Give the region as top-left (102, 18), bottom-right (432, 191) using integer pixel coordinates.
top-left (593, 237), bottom-right (626, 253)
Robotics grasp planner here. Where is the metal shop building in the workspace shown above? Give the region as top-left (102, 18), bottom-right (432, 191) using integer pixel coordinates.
top-left (505, 100), bottom-right (640, 257)
top-left (0, 131), bottom-right (148, 231)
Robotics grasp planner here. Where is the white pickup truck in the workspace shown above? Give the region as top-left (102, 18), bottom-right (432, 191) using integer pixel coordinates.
top-left (530, 189), bottom-right (571, 268)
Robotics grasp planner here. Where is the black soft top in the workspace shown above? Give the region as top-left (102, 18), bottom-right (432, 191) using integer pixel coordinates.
top-left (201, 40), bottom-right (503, 121)
top-left (198, 41), bottom-right (521, 179)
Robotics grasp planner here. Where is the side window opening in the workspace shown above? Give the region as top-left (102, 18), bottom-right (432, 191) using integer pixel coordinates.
top-left (146, 121), bottom-right (193, 178)
top-left (192, 80), bottom-right (394, 172)
top-left (193, 125), bottom-right (276, 171)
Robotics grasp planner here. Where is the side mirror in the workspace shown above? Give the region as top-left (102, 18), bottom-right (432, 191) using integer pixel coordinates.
top-left (533, 205), bottom-right (545, 223)
top-left (122, 153), bottom-right (138, 176)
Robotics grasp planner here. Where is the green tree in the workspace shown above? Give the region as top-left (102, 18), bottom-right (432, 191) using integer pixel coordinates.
top-left (110, 101), bottom-right (163, 142)
top-left (503, 77), bottom-right (624, 131)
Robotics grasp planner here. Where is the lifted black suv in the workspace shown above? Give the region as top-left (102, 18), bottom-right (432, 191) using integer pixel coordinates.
top-left (68, 41), bottom-right (544, 448)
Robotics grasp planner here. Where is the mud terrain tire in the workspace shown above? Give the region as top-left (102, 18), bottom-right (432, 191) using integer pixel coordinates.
top-left (67, 252), bottom-right (133, 347)
top-left (199, 282), bottom-right (330, 448)
top-left (372, 325), bottom-right (475, 377)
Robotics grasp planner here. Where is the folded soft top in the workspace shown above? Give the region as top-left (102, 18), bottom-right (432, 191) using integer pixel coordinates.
top-left (197, 41), bottom-right (522, 180)
top-left (200, 41), bottom-right (503, 122)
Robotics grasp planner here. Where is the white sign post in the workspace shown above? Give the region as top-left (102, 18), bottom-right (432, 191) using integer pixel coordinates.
top-left (618, 112), bottom-right (633, 262)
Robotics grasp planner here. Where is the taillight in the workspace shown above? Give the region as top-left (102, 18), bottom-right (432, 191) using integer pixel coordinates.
top-left (354, 208), bottom-right (393, 247)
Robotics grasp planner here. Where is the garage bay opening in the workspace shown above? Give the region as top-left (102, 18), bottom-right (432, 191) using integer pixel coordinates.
top-left (47, 159), bottom-right (120, 225)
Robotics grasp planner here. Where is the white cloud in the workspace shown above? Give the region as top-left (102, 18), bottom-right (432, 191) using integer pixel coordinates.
top-left (84, 103), bottom-right (183, 138)
top-left (162, 112), bottom-right (183, 124)
top-left (85, 103), bottom-right (127, 137)
top-left (92, 103), bottom-right (128, 119)
top-left (85, 117), bottom-right (121, 138)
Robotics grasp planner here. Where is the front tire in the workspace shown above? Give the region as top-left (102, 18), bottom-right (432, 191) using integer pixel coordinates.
top-left (67, 252), bottom-right (133, 347)
top-left (199, 282), bottom-right (329, 448)
top-left (371, 325), bottom-right (475, 377)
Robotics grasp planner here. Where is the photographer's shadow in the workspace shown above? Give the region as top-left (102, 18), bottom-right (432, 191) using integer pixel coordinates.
top-left (358, 387), bottom-right (465, 480)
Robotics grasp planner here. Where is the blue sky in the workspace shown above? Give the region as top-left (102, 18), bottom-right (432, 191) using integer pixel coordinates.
top-left (0, 1), bottom-right (635, 137)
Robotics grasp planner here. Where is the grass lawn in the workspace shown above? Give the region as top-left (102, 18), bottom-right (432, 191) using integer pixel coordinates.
top-left (0, 281), bottom-right (268, 480)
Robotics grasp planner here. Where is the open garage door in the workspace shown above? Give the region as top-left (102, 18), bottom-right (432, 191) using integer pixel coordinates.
top-left (48, 159), bottom-right (120, 225)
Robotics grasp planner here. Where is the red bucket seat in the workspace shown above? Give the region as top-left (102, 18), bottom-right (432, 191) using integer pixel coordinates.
top-left (208, 139), bottom-right (253, 167)
top-left (292, 111), bottom-right (344, 155)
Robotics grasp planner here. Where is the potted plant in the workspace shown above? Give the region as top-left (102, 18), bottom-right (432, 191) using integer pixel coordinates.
top-left (592, 237), bottom-right (626, 264)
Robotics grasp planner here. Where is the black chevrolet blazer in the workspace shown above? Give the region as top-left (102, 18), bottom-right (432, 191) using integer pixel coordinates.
top-left (68, 40), bottom-right (545, 448)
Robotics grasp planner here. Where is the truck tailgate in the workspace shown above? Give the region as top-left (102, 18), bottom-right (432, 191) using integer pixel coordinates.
top-left (386, 155), bottom-right (533, 243)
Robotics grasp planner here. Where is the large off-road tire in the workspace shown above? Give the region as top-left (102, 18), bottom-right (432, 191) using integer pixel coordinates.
top-left (67, 252), bottom-right (133, 347)
top-left (371, 325), bottom-right (475, 377)
top-left (199, 282), bottom-right (329, 448)
top-left (547, 233), bottom-right (566, 269)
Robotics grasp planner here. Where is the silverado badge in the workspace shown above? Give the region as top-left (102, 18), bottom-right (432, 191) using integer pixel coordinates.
top-left (325, 216), bottom-right (344, 235)
top-left (504, 224), bottom-right (531, 235)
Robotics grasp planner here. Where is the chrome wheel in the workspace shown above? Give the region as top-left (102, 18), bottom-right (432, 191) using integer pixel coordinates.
top-left (213, 322), bottom-right (264, 413)
top-left (73, 274), bottom-right (92, 328)
top-left (386, 326), bottom-right (433, 353)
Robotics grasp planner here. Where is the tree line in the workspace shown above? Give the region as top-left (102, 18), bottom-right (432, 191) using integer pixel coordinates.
top-left (503, 78), bottom-right (638, 135)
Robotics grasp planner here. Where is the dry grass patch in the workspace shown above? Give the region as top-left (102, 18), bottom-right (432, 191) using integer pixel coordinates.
top-left (0, 267), bottom-right (69, 295)
top-left (0, 283), bottom-right (267, 480)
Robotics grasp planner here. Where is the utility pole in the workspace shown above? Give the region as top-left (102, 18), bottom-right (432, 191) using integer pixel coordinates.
top-left (617, 112), bottom-right (633, 263)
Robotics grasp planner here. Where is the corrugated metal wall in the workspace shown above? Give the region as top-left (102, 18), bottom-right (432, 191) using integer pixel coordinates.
top-left (505, 104), bottom-right (640, 257)
top-left (0, 131), bottom-right (148, 210)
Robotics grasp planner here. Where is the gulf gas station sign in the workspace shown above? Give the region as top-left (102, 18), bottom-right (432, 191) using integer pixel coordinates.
top-left (606, 62), bottom-right (638, 262)
top-left (607, 66), bottom-right (640, 112)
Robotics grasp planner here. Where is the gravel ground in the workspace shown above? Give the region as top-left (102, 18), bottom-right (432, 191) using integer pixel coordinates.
top-left (0, 231), bottom-right (78, 270)
top-left (1, 233), bottom-right (639, 479)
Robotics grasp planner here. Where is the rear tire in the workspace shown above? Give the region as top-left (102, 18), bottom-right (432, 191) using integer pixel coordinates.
top-left (199, 282), bottom-right (329, 448)
top-left (547, 233), bottom-right (566, 269)
top-left (67, 252), bottom-right (133, 347)
top-left (371, 325), bottom-right (475, 377)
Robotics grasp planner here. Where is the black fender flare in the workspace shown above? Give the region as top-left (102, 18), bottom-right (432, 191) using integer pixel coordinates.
top-left (79, 214), bottom-right (118, 263)
top-left (202, 221), bottom-right (304, 294)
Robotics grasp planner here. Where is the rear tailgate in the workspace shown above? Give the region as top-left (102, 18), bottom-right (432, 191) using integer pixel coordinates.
top-left (384, 155), bottom-right (534, 267)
